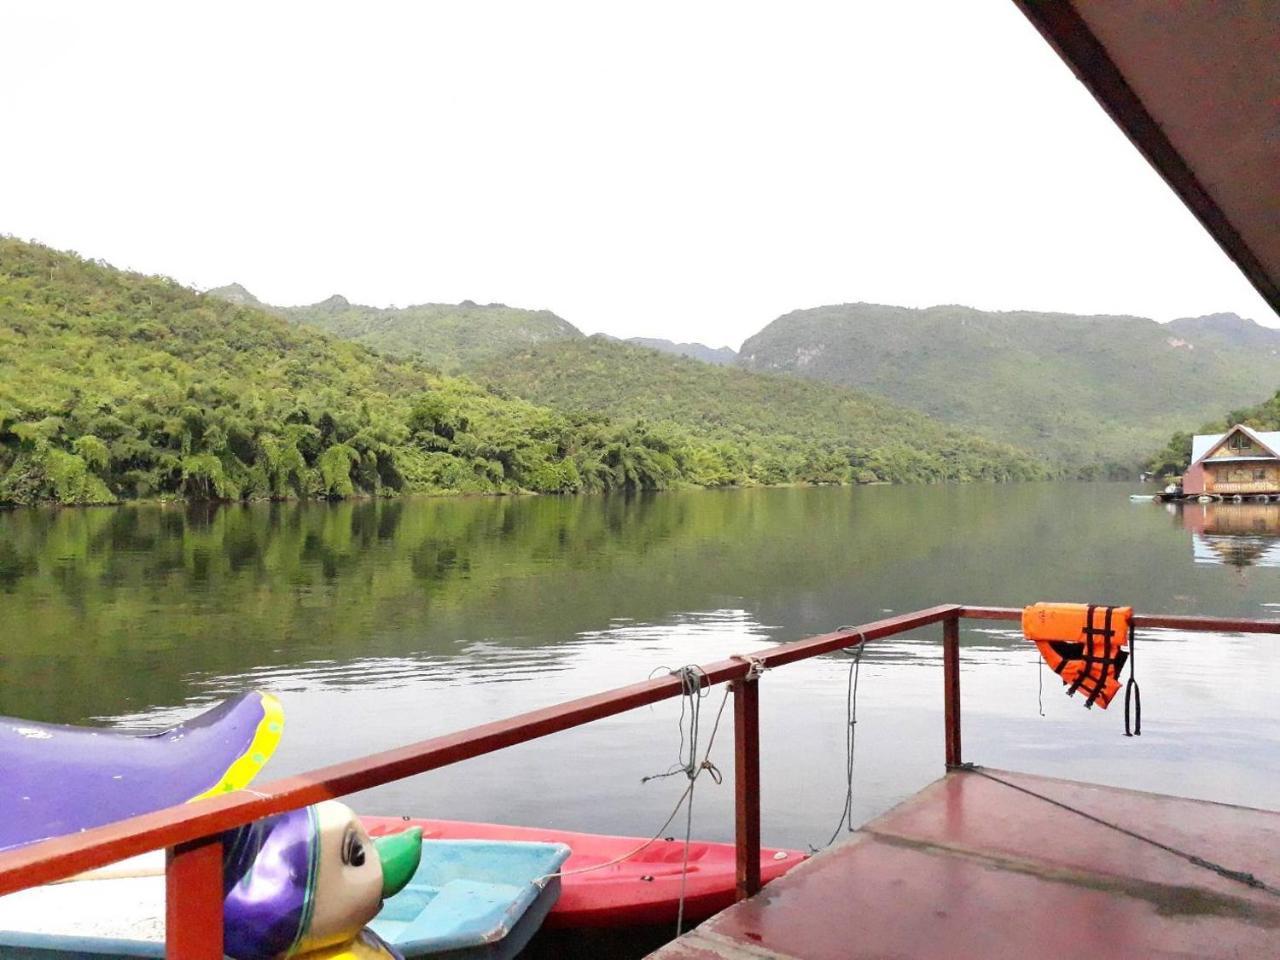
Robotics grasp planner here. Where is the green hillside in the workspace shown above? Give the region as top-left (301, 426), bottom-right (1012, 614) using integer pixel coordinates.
top-left (1148, 388), bottom-right (1280, 477)
top-left (737, 303), bottom-right (1280, 468)
top-left (0, 241), bottom-right (732, 504)
top-left (1166, 312), bottom-right (1280, 351)
top-left (0, 241), bottom-right (1041, 505)
top-left (208, 285), bottom-right (583, 373)
top-left (473, 337), bottom-right (1047, 484)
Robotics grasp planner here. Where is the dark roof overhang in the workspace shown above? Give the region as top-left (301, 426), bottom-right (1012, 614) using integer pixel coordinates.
top-left (1011, 1), bottom-right (1280, 316)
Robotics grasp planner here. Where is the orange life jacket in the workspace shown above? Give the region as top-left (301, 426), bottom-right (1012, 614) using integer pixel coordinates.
top-left (1022, 603), bottom-right (1133, 709)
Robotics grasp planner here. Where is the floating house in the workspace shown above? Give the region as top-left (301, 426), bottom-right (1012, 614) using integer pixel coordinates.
top-left (1182, 424), bottom-right (1280, 497)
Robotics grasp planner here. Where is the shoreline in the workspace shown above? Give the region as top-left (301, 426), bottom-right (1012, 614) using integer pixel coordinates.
top-left (0, 479), bottom-right (862, 511)
top-left (0, 475), bottom-right (1143, 512)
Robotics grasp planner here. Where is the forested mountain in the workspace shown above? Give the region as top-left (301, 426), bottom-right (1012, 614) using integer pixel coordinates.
top-left (1165, 312), bottom-right (1280, 351)
top-left (737, 303), bottom-right (1280, 466)
top-left (1148, 388), bottom-right (1280, 477)
top-left (473, 337), bottom-right (1046, 483)
top-left (626, 338), bottom-right (737, 365)
top-left (207, 285), bottom-right (583, 373)
top-left (205, 282), bottom-right (264, 308)
top-left (0, 241), bottom-right (1040, 505)
top-left (0, 242), bottom-right (614, 504)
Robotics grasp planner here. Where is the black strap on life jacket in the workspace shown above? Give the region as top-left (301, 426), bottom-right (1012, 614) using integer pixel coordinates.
top-left (1063, 604), bottom-right (1101, 695)
top-left (1124, 622), bottom-right (1141, 736)
top-left (1083, 604), bottom-right (1112, 708)
top-left (1066, 605), bottom-right (1128, 708)
top-left (1048, 605), bottom-right (1129, 709)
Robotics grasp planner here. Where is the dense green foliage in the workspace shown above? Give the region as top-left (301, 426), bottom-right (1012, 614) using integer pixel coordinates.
top-left (209, 284), bottom-right (583, 374)
top-left (0, 241), bottom-right (740, 504)
top-left (474, 338), bottom-right (1047, 484)
top-left (1148, 388), bottom-right (1280, 477)
top-left (2, 244), bottom-right (415, 504)
top-left (737, 303), bottom-right (1280, 469)
top-left (0, 240), bottom-right (1041, 506)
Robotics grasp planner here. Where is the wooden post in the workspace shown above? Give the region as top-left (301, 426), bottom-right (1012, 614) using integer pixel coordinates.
top-left (166, 836), bottom-right (223, 960)
top-left (943, 615), bottom-right (962, 768)
top-left (733, 676), bottom-right (761, 900)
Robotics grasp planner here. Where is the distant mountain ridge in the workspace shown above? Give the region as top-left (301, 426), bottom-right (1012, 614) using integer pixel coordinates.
top-left (207, 285), bottom-right (583, 373)
top-left (472, 337), bottom-right (1046, 484)
top-left (625, 337), bottom-right (737, 366)
top-left (205, 282), bottom-right (263, 307)
top-left (737, 302), bottom-right (1279, 465)
top-left (1165, 312), bottom-right (1280, 350)
top-left (211, 284), bottom-right (744, 371)
top-left (209, 282), bottom-right (1276, 470)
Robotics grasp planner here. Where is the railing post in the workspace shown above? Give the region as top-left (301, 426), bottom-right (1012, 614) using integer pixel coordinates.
top-left (733, 676), bottom-right (761, 900)
top-left (943, 614), bottom-right (962, 768)
top-left (166, 835), bottom-right (223, 960)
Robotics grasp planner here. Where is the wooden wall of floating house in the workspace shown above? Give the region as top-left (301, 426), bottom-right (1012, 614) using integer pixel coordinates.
top-left (1204, 462), bottom-right (1280, 495)
top-left (1182, 461), bottom-right (1206, 495)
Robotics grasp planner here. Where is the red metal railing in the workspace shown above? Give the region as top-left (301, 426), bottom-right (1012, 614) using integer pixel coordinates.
top-left (1, 604), bottom-right (1277, 956)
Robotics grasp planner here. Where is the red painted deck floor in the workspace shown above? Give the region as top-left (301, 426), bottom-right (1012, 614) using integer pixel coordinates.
top-left (650, 768), bottom-right (1280, 960)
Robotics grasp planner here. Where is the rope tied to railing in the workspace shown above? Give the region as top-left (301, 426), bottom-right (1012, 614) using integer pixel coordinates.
top-left (730, 653), bottom-right (769, 681)
top-left (641, 665), bottom-right (717, 784)
top-left (811, 631), bottom-right (867, 851)
top-left (538, 663), bottom-right (731, 939)
top-left (644, 664), bottom-right (725, 936)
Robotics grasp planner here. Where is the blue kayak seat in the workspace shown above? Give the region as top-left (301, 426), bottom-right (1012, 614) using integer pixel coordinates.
top-left (370, 840), bottom-right (571, 959)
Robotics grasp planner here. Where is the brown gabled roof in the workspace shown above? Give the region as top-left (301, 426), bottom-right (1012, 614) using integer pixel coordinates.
top-left (1011, 1), bottom-right (1280, 316)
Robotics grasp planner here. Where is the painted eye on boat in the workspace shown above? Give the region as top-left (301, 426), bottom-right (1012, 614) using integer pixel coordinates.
top-left (342, 828), bottom-right (366, 867)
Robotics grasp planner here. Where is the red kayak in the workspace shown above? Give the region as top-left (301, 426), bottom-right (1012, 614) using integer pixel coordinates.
top-left (363, 816), bottom-right (805, 928)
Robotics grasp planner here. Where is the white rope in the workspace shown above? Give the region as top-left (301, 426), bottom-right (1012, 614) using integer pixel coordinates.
top-left (641, 666), bottom-right (715, 785)
top-left (815, 635), bottom-right (865, 850)
top-left (1037, 648), bottom-right (1046, 717)
top-left (542, 774), bottom-right (698, 881)
top-left (535, 665), bottom-right (733, 939)
top-left (731, 653), bottom-right (768, 680)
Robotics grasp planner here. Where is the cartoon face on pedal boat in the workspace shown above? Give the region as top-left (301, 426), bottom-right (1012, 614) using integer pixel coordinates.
top-left (223, 800), bottom-right (422, 960)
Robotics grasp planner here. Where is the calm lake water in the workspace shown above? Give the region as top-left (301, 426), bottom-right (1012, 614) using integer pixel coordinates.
top-left (1, 482), bottom-right (1277, 852)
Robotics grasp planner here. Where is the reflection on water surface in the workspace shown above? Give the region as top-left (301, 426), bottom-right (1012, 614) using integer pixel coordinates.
top-left (1178, 500), bottom-right (1280, 567)
top-left (0, 483), bottom-right (1276, 847)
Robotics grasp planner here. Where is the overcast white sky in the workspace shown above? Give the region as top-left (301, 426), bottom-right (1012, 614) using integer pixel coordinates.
top-left (2, 1), bottom-right (1274, 347)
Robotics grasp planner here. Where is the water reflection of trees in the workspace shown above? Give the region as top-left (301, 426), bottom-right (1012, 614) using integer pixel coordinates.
top-left (4, 483), bottom-right (1277, 724)
top-left (0, 489), bottom-right (964, 722)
